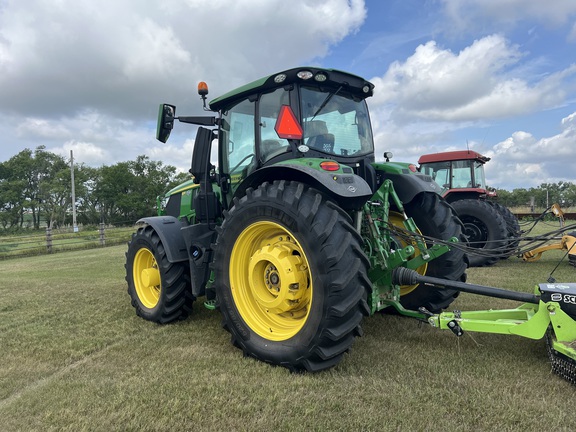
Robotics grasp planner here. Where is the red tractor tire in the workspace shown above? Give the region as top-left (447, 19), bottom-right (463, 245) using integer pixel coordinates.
top-left (451, 199), bottom-right (508, 267)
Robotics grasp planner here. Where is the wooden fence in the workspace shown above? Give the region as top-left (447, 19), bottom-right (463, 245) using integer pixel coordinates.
top-left (0, 224), bottom-right (135, 259)
top-left (513, 212), bottom-right (576, 220)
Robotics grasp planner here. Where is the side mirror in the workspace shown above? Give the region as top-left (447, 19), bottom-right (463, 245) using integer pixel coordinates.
top-left (156, 104), bottom-right (176, 143)
top-left (190, 127), bottom-right (215, 183)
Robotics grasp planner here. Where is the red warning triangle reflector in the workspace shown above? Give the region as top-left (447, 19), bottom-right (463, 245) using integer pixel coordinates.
top-left (275, 105), bottom-right (303, 140)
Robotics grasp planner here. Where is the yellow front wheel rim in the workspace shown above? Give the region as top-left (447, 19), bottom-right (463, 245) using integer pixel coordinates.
top-left (133, 247), bottom-right (161, 309)
top-left (230, 221), bottom-right (312, 341)
top-left (389, 212), bottom-right (428, 296)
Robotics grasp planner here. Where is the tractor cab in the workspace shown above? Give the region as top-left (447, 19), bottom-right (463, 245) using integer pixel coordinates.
top-left (212, 71), bottom-right (375, 175)
top-left (418, 150), bottom-right (492, 203)
top-left (156, 68), bottom-right (377, 218)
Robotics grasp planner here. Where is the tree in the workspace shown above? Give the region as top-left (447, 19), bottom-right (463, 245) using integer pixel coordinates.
top-left (129, 155), bottom-right (177, 218)
top-left (0, 147), bottom-right (66, 229)
top-left (38, 154), bottom-right (70, 228)
top-left (91, 155), bottom-right (179, 224)
top-left (74, 165), bottom-right (102, 225)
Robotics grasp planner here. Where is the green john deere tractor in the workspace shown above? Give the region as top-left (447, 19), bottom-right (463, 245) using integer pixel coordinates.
top-left (126, 67), bottom-right (576, 383)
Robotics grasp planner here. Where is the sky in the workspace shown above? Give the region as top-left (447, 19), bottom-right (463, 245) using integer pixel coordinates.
top-left (1, 0), bottom-right (575, 190)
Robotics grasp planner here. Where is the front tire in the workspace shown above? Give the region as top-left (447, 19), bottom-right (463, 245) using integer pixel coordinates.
top-left (394, 192), bottom-right (468, 313)
top-left (125, 225), bottom-right (193, 323)
top-left (213, 181), bottom-right (370, 372)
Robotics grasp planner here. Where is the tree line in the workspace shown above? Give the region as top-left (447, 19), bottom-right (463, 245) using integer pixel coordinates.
top-left (0, 147), bottom-right (189, 230)
top-left (1, 146), bottom-right (575, 231)
top-left (493, 182), bottom-right (576, 210)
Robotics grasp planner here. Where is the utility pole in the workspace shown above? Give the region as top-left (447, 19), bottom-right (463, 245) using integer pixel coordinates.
top-left (70, 150), bottom-right (78, 233)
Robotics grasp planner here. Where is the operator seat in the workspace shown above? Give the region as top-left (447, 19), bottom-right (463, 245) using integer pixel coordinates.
top-left (305, 120), bottom-right (335, 154)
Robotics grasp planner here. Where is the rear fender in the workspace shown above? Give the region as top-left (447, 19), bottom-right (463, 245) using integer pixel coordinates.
top-left (373, 162), bottom-right (441, 203)
top-left (235, 161), bottom-right (373, 210)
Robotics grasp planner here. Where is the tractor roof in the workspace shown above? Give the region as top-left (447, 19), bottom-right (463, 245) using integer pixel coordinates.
top-left (418, 150), bottom-right (490, 164)
top-left (209, 66), bottom-right (374, 112)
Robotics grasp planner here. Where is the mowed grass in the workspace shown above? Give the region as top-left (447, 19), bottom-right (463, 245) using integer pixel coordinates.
top-left (1, 225), bottom-right (576, 431)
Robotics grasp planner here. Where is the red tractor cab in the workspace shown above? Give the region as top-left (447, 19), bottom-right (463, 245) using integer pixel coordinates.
top-left (418, 150), bottom-right (494, 201)
top-left (418, 150), bottom-right (519, 267)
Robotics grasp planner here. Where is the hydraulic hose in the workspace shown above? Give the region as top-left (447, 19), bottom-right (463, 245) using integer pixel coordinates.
top-left (393, 267), bottom-right (540, 304)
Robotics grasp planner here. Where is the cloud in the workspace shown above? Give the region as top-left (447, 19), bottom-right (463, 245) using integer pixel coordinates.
top-left (569, 22), bottom-right (576, 42)
top-left (0, 0), bottom-right (367, 170)
top-left (367, 34), bottom-right (576, 171)
top-left (0, 0), bottom-right (366, 119)
top-left (365, 32), bottom-right (576, 191)
top-left (0, 0), bottom-right (574, 194)
top-left (442, 0), bottom-right (576, 30)
top-left (485, 111), bottom-right (576, 188)
top-left (146, 138), bottom-right (196, 173)
top-left (370, 34), bottom-right (576, 122)
top-left (51, 141), bottom-right (110, 166)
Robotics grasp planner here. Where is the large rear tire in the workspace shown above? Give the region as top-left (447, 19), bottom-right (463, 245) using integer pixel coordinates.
top-left (451, 199), bottom-right (508, 267)
top-left (491, 202), bottom-right (521, 258)
top-left (213, 181), bottom-right (370, 372)
top-left (394, 192), bottom-right (468, 313)
top-left (125, 225), bottom-right (193, 323)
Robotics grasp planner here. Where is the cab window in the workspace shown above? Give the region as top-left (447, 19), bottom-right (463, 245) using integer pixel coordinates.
top-left (220, 98), bottom-right (256, 180)
top-left (451, 160), bottom-right (473, 188)
top-left (421, 162), bottom-right (450, 188)
top-left (259, 88), bottom-right (290, 162)
top-left (300, 86), bottom-right (373, 157)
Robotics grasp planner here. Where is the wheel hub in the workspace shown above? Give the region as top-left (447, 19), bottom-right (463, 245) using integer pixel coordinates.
top-left (249, 243), bottom-right (308, 314)
top-left (462, 218), bottom-right (488, 247)
top-left (133, 248), bottom-right (161, 309)
top-left (388, 212), bottom-right (428, 296)
top-left (229, 221), bottom-right (313, 341)
top-left (141, 267), bottom-right (161, 288)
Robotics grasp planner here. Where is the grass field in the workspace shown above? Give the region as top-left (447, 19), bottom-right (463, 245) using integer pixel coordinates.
top-left (1, 224), bottom-right (576, 431)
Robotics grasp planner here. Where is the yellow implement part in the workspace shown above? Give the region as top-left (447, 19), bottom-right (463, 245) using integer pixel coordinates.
top-left (551, 203), bottom-right (565, 227)
top-left (523, 234), bottom-right (576, 262)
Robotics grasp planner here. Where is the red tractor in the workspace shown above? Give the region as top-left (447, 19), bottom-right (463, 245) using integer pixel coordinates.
top-left (418, 150), bottom-right (520, 267)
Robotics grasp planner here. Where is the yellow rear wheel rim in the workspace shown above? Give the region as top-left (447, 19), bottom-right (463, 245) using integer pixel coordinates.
top-left (133, 247), bottom-right (161, 309)
top-left (229, 221), bottom-right (312, 341)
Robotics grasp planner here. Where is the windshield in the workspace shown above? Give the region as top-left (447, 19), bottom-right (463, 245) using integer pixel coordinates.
top-left (300, 86), bottom-right (373, 157)
top-left (451, 160), bottom-right (473, 188)
top-left (473, 161), bottom-right (486, 189)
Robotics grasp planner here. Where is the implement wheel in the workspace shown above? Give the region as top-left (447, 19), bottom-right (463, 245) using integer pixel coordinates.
top-left (125, 225), bottom-right (192, 323)
top-left (395, 192), bottom-right (468, 313)
top-left (213, 181), bottom-right (370, 372)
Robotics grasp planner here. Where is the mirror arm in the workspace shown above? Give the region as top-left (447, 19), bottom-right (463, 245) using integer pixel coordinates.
top-left (177, 116), bottom-right (217, 126)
